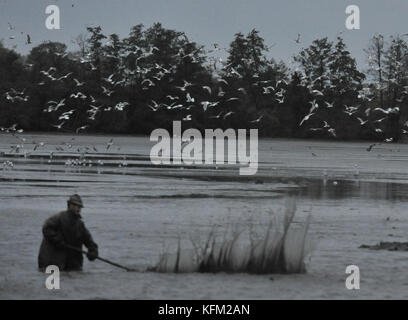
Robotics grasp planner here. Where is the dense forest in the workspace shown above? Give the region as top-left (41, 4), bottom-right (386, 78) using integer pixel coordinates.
top-left (1, 23), bottom-right (408, 142)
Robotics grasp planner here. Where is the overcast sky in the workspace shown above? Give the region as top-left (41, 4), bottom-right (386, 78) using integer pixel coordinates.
top-left (0, 0), bottom-right (407, 69)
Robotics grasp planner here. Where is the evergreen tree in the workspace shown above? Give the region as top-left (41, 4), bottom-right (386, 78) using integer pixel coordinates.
top-left (382, 36), bottom-right (408, 140)
top-left (365, 34), bottom-right (386, 109)
top-left (86, 26), bottom-right (107, 82)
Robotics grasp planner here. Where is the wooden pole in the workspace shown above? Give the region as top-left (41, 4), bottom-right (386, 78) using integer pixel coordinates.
top-left (64, 244), bottom-right (137, 272)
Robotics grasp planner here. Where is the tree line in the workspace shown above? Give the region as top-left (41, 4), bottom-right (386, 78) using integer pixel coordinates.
top-left (1, 23), bottom-right (407, 142)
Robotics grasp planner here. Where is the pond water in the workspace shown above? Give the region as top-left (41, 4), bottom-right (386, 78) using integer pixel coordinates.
top-left (1, 133), bottom-right (407, 299)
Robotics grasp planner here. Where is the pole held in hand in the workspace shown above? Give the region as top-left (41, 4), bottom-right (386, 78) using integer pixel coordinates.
top-left (64, 244), bottom-right (137, 272)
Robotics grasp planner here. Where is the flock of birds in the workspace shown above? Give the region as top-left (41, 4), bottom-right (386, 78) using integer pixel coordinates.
top-left (5, 55), bottom-right (394, 138)
top-left (3, 36), bottom-right (297, 134)
top-left (295, 78), bottom-right (407, 140)
top-left (4, 21), bottom-right (405, 135)
top-left (5, 37), bottom-right (404, 143)
top-left (6, 21), bottom-right (31, 50)
top-left (64, 157), bottom-right (128, 169)
top-left (2, 26), bottom-right (407, 173)
top-left (0, 123), bottom-right (126, 170)
top-left (1, 160), bottom-right (14, 170)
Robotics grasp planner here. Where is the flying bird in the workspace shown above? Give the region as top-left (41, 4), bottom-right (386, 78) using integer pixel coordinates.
top-left (186, 93), bottom-right (195, 103)
top-left (176, 80), bottom-right (193, 91)
top-left (73, 78), bottom-right (85, 87)
top-left (202, 86), bottom-right (212, 95)
top-left (237, 88), bottom-right (247, 95)
top-left (276, 79), bottom-right (288, 86)
top-left (366, 143), bottom-right (377, 152)
top-left (218, 78), bottom-right (229, 86)
top-left (33, 141), bottom-right (45, 151)
top-left (356, 117), bottom-right (368, 126)
top-left (276, 97), bottom-right (285, 104)
top-left (70, 92), bottom-right (87, 100)
top-left (328, 128), bottom-right (337, 137)
top-left (76, 125), bottom-right (89, 133)
top-left (262, 86), bottom-right (275, 95)
top-left (311, 89), bottom-right (324, 96)
top-left (148, 100), bottom-right (162, 112)
top-left (103, 74), bottom-right (115, 84)
top-left (114, 102), bottom-right (130, 111)
top-left (250, 115), bottom-right (264, 123)
top-left (299, 113), bottom-right (315, 126)
top-left (210, 112), bottom-right (224, 119)
top-left (101, 86), bottom-right (114, 96)
top-left (106, 139), bottom-right (114, 150)
top-left (44, 99), bottom-right (66, 112)
top-left (295, 33), bottom-right (301, 44)
top-left (374, 107), bottom-right (399, 114)
top-left (229, 67), bottom-right (242, 78)
top-left (141, 79), bottom-right (155, 88)
top-left (374, 117), bottom-right (387, 123)
top-left (309, 100), bottom-right (319, 113)
top-left (57, 72), bottom-right (73, 81)
top-left (166, 95), bottom-right (179, 101)
top-left (223, 111), bottom-right (234, 119)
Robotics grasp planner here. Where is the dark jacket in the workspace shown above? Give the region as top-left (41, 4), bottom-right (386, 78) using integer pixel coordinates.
top-left (38, 210), bottom-right (98, 271)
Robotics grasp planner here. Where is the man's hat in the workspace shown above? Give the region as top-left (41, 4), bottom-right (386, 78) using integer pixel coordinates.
top-left (68, 194), bottom-right (84, 208)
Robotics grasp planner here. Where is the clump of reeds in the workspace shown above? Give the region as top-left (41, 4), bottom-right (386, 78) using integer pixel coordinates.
top-left (152, 198), bottom-right (312, 274)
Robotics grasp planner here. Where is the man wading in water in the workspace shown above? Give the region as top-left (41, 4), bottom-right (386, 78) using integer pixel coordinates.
top-left (38, 194), bottom-right (99, 271)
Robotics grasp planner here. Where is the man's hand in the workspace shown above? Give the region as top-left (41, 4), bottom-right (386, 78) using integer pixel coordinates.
top-left (87, 250), bottom-right (98, 261)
